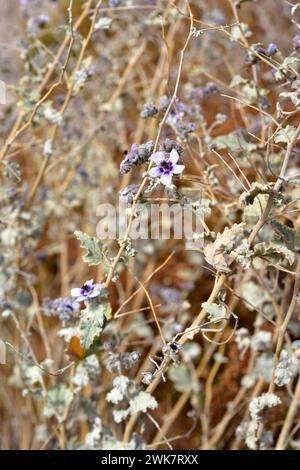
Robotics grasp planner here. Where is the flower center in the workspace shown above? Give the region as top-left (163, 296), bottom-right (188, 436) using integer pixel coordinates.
top-left (159, 161), bottom-right (173, 173)
top-left (82, 283), bottom-right (92, 293)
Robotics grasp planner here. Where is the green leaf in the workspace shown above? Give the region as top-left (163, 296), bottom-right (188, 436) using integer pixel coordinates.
top-left (242, 281), bottom-right (267, 311)
top-left (43, 139), bottom-right (53, 158)
top-left (239, 183), bottom-right (272, 206)
top-left (113, 409), bottom-right (130, 423)
top-left (202, 302), bottom-right (226, 322)
top-left (274, 349), bottom-right (298, 387)
top-left (74, 230), bottom-right (104, 266)
top-left (282, 56), bottom-right (299, 68)
top-left (243, 194), bottom-right (268, 221)
top-left (274, 57), bottom-right (299, 80)
top-left (168, 364), bottom-right (192, 392)
top-left (254, 241), bottom-right (295, 265)
top-left (42, 101), bottom-right (63, 125)
top-left (72, 57), bottom-right (92, 96)
top-left (95, 17), bottom-right (113, 30)
top-left (214, 132), bottom-right (256, 152)
top-left (271, 220), bottom-right (300, 253)
top-left (241, 82), bottom-right (258, 103)
top-left (129, 391), bottom-right (158, 415)
top-left (231, 22), bottom-right (252, 41)
top-left (72, 355), bottom-right (101, 390)
top-left (44, 384), bottom-right (74, 422)
top-left (106, 376), bottom-right (157, 423)
top-left (279, 90), bottom-right (300, 108)
top-left (181, 342), bottom-right (202, 362)
top-left (79, 303), bottom-right (111, 350)
top-left (230, 74), bottom-right (247, 87)
top-left (274, 125), bottom-right (299, 144)
top-left (106, 376), bottom-right (130, 404)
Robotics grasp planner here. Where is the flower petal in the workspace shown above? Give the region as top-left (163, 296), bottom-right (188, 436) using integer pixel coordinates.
top-left (150, 152), bottom-right (165, 165)
top-left (169, 149), bottom-right (179, 164)
top-left (71, 288), bottom-right (83, 298)
top-left (72, 301), bottom-right (80, 311)
top-left (172, 164), bottom-right (185, 175)
top-left (75, 295), bottom-right (87, 302)
top-left (149, 167), bottom-right (162, 178)
top-left (160, 172), bottom-right (173, 186)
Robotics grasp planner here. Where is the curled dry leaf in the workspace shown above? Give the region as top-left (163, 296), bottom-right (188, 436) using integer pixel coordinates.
top-left (204, 223), bottom-right (246, 272)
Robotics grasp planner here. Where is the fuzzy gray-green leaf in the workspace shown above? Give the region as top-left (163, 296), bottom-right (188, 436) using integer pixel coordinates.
top-left (74, 230), bottom-right (104, 266)
top-left (79, 303), bottom-right (111, 350)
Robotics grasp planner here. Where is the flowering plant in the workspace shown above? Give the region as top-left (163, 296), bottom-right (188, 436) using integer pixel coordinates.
top-left (71, 279), bottom-right (106, 302)
top-left (149, 149), bottom-right (185, 186)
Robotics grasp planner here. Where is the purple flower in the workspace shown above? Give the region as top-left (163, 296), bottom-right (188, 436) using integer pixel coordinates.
top-left (37, 14), bottom-right (50, 28)
top-left (120, 141), bottom-right (154, 174)
top-left (266, 43), bottom-right (278, 56)
top-left (148, 149), bottom-right (185, 186)
top-left (167, 109), bottom-right (183, 126)
top-left (109, 0), bottom-right (121, 7)
top-left (158, 95), bottom-right (171, 112)
top-left (293, 35), bottom-right (300, 52)
top-left (43, 297), bottom-right (80, 322)
top-left (71, 279), bottom-right (106, 302)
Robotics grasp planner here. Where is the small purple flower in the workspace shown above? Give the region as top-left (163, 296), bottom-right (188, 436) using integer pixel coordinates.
top-left (109, 0), bottom-right (121, 7)
top-left (71, 279), bottom-right (106, 302)
top-left (37, 14), bottom-right (50, 28)
top-left (120, 141), bottom-right (154, 174)
top-left (266, 43), bottom-right (278, 56)
top-left (158, 95), bottom-right (171, 112)
top-left (293, 35), bottom-right (300, 52)
top-left (43, 297), bottom-right (80, 322)
top-left (148, 149), bottom-right (185, 186)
